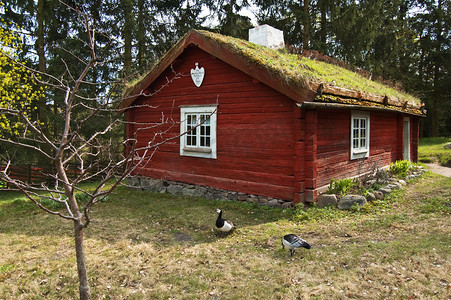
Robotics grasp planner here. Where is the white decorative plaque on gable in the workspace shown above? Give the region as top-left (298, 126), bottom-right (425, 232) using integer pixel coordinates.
top-left (190, 62), bottom-right (205, 87)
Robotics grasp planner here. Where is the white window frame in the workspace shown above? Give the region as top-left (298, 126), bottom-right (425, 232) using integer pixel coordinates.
top-left (404, 117), bottom-right (411, 161)
top-left (180, 105), bottom-right (217, 159)
top-left (351, 111), bottom-right (370, 160)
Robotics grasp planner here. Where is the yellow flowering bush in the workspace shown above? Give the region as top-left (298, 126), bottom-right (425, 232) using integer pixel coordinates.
top-left (0, 14), bottom-right (44, 138)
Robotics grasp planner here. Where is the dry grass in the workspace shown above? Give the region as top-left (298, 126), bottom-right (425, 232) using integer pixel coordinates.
top-left (1, 173), bottom-right (450, 299)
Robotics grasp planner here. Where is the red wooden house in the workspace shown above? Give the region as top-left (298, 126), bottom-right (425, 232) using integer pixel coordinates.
top-left (119, 27), bottom-right (425, 204)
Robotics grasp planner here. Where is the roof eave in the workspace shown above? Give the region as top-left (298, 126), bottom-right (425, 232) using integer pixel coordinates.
top-left (309, 82), bottom-right (422, 111)
top-left (300, 99), bottom-right (426, 117)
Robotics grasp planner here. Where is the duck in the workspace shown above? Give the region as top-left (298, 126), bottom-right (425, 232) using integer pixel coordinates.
top-left (215, 209), bottom-right (234, 233)
top-left (282, 234), bottom-right (311, 256)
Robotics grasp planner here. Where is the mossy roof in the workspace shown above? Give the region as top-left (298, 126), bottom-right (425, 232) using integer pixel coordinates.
top-left (121, 29), bottom-right (423, 115)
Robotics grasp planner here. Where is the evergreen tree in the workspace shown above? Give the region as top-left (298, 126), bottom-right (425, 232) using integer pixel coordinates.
top-left (412, 0), bottom-right (450, 136)
top-left (214, 0), bottom-right (253, 38)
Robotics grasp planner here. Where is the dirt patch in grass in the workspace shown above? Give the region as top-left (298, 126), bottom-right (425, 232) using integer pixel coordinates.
top-left (1, 174), bottom-right (450, 299)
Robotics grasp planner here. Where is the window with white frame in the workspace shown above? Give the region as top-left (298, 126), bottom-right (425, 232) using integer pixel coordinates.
top-left (351, 111), bottom-right (370, 160)
top-left (180, 105), bottom-right (217, 159)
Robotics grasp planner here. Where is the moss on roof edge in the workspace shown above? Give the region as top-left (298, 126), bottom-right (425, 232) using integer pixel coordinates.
top-left (121, 29), bottom-right (423, 113)
top-left (197, 30), bottom-right (312, 90)
top-left (316, 94), bottom-right (425, 115)
top-left (196, 30), bottom-right (422, 108)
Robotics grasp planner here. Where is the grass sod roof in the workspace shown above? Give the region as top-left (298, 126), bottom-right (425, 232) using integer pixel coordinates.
top-left (121, 29), bottom-right (423, 115)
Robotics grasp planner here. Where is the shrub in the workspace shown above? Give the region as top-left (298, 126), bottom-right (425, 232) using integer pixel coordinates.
top-left (0, 180), bottom-right (7, 189)
top-left (389, 160), bottom-right (411, 178)
top-left (375, 167), bottom-right (391, 184)
top-left (327, 178), bottom-right (358, 196)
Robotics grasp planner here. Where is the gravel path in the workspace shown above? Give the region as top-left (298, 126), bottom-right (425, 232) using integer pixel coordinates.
top-left (425, 163), bottom-right (451, 177)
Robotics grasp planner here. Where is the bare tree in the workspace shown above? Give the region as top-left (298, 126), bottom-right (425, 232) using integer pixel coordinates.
top-left (0, 4), bottom-right (185, 300)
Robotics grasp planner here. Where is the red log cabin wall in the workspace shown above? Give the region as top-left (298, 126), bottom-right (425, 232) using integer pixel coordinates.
top-left (127, 46), bottom-right (298, 201)
top-left (126, 45), bottom-right (421, 203)
top-left (314, 109), bottom-right (407, 189)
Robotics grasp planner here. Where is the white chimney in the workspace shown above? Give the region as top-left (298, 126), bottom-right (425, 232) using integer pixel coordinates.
top-left (249, 25), bottom-right (284, 50)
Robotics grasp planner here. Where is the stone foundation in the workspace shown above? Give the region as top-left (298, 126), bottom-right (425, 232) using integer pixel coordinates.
top-left (126, 177), bottom-right (294, 209)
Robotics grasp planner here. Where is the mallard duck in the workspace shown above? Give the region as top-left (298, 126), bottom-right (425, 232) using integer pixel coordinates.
top-left (215, 209), bottom-right (234, 232)
top-left (282, 234), bottom-right (311, 256)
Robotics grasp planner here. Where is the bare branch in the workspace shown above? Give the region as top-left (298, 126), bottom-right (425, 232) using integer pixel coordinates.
top-left (1, 166), bottom-right (76, 221)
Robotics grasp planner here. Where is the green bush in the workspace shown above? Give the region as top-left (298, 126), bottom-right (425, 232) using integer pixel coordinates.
top-left (389, 160), bottom-right (411, 178)
top-left (327, 178), bottom-right (358, 196)
top-left (0, 180), bottom-right (7, 189)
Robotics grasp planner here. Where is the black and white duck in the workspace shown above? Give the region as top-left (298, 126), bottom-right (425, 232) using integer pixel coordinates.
top-left (215, 209), bottom-right (234, 233)
top-left (282, 234), bottom-right (311, 256)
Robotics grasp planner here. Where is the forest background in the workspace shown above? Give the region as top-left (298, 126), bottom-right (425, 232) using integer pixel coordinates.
top-left (1, 0), bottom-right (450, 165)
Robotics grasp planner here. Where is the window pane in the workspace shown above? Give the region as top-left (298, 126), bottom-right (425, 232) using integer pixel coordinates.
top-left (360, 128), bottom-right (366, 138)
top-left (198, 114), bottom-right (211, 148)
top-left (186, 114), bottom-right (197, 146)
top-left (360, 119), bottom-right (366, 129)
top-left (201, 115), bottom-right (210, 125)
top-left (188, 115), bottom-right (196, 125)
top-left (189, 135), bottom-right (197, 146)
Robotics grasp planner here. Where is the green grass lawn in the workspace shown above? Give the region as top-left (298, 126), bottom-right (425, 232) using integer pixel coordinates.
top-left (1, 172), bottom-right (450, 299)
top-left (419, 137), bottom-right (451, 166)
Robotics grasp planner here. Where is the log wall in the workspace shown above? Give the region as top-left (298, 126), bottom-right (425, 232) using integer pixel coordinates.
top-left (126, 45), bottom-right (422, 203)
top-left (315, 109), bottom-right (406, 188)
top-left (128, 47), bottom-right (297, 200)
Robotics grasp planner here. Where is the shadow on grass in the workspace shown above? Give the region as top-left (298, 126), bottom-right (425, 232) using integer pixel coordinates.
top-left (0, 186), bottom-right (295, 248)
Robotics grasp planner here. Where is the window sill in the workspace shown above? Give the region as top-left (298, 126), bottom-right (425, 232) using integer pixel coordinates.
top-left (351, 149), bottom-right (369, 160)
top-left (353, 149), bottom-right (368, 154)
top-left (182, 147), bottom-right (212, 154)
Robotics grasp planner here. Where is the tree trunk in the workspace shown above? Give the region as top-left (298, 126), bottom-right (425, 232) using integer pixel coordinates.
top-left (36, 0), bottom-right (50, 143)
top-left (137, 0), bottom-right (145, 69)
top-left (302, 0), bottom-right (310, 50)
top-left (74, 221), bottom-right (91, 300)
top-left (432, 0), bottom-right (443, 137)
top-left (319, 0), bottom-right (327, 53)
top-left (56, 154), bottom-right (91, 299)
top-left (122, 0), bottom-right (133, 74)
top-left (37, 0), bottom-right (46, 73)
